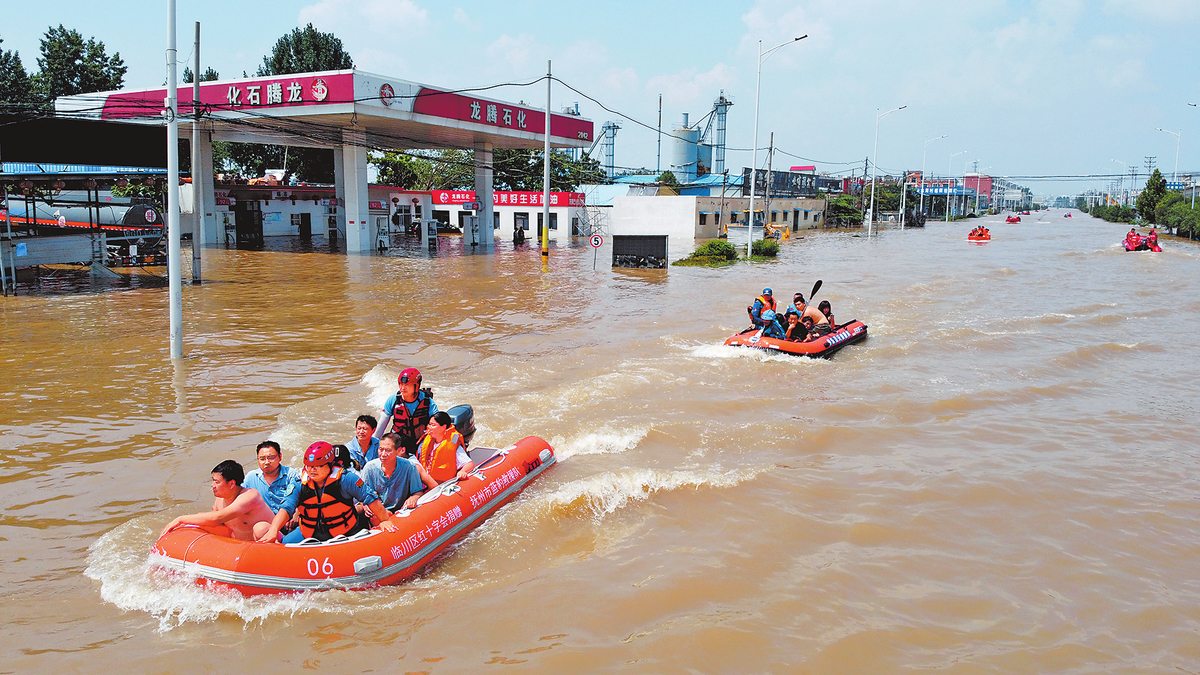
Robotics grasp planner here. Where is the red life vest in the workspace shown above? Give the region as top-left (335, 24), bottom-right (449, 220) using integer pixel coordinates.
top-left (296, 467), bottom-right (365, 541)
top-left (417, 429), bottom-right (464, 483)
top-left (391, 389), bottom-right (432, 452)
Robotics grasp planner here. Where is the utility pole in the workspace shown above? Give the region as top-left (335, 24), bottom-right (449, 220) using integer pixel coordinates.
top-left (166, 0), bottom-right (183, 359)
top-left (656, 94), bottom-right (662, 176)
top-left (191, 21), bottom-right (201, 283)
top-left (765, 132), bottom-right (774, 225)
top-left (860, 156), bottom-right (869, 224)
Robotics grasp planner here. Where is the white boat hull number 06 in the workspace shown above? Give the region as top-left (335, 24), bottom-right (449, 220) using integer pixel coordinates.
top-left (308, 557), bottom-right (334, 576)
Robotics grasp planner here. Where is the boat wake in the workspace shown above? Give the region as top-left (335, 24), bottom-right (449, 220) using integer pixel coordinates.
top-left (541, 464), bottom-right (767, 520)
top-left (85, 519), bottom-right (444, 631)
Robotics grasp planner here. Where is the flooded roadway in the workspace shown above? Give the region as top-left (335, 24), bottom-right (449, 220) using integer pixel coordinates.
top-left (2, 211), bottom-right (1199, 672)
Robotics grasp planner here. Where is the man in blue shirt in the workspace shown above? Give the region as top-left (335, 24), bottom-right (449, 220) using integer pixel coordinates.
top-left (360, 432), bottom-right (426, 514)
top-left (348, 414), bottom-right (381, 470)
top-left (241, 441), bottom-right (300, 515)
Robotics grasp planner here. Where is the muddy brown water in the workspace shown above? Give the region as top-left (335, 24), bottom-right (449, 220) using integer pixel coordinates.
top-left (2, 212), bottom-right (1199, 673)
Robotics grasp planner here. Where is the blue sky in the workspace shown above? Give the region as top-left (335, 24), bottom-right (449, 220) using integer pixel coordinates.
top-left (4, 0), bottom-right (1199, 196)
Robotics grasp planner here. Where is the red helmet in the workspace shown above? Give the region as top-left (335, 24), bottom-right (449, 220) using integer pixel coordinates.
top-left (398, 367), bottom-right (422, 387)
top-left (304, 441), bottom-right (335, 467)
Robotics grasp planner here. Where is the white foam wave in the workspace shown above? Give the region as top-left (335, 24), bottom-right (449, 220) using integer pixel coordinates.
top-left (687, 343), bottom-right (827, 366)
top-left (551, 427), bottom-right (648, 460)
top-left (360, 364), bottom-right (398, 410)
top-left (85, 519), bottom-right (453, 630)
top-left (543, 465), bottom-right (767, 520)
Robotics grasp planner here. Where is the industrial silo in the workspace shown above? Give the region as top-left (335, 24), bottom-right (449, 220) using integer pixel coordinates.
top-left (668, 113), bottom-right (699, 183)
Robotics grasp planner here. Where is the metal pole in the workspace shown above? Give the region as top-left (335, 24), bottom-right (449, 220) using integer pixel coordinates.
top-left (746, 35), bottom-right (805, 257)
top-left (656, 94), bottom-right (661, 176)
top-left (899, 172), bottom-right (907, 229)
top-left (541, 60), bottom-right (551, 271)
top-left (1, 171), bottom-right (7, 297)
top-left (868, 110), bottom-right (879, 236)
top-left (919, 135), bottom-right (944, 218)
top-left (867, 105), bottom-right (905, 236)
top-left (1, 144), bottom-right (6, 297)
top-left (166, 0), bottom-right (183, 358)
top-left (765, 131), bottom-right (773, 231)
top-left (947, 150), bottom-right (965, 222)
top-left (191, 20), bottom-right (201, 283)
top-left (748, 39), bottom-right (761, 257)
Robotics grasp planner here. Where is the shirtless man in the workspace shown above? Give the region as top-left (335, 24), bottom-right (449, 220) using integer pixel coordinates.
top-left (792, 292), bottom-right (832, 336)
top-left (160, 459), bottom-right (276, 541)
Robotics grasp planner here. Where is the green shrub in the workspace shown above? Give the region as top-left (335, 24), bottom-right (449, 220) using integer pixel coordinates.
top-left (752, 239), bottom-right (779, 257)
top-left (694, 239), bottom-right (739, 260)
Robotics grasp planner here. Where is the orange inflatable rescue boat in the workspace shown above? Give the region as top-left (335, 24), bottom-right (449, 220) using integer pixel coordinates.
top-left (724, 320), bottom-right (868, 358)
top-left (151, 436), bottom-right (556, 596)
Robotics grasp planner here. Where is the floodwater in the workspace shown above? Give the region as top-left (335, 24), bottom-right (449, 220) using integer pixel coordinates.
top-left (3, 212), bottom-right (1199, 673)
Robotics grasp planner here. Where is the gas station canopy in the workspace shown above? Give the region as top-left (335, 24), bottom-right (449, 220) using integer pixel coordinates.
top-left (58, 69), bottom-right (593, 151)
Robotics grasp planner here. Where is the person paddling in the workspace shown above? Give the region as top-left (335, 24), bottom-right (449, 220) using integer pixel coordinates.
top-left (792, 292), bottom-right (832, 337)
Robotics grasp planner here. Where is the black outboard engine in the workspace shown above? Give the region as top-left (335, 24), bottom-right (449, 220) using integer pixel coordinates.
top-left (446, 404), bottom-right (475, 448)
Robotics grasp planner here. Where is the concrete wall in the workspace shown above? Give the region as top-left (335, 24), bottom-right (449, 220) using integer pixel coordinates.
top-left (611, 195), bottom-right (828, 244)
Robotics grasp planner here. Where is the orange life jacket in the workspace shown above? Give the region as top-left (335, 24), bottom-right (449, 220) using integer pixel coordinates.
top-left (755, 295), bottom-right (776, 313)
top-left (296, 467), bottom-right (364, 541)
top-left (417, 429), bottom-right (464, 483)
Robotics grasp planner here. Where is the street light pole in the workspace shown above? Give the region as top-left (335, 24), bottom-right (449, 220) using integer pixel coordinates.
top-left (747, 35), bottom-right (806, 257)
top-left (1156, 127), bottom-right (1181, 181)
top-left (867, 104), bottom-right (906, 236)
top-left (1189, 103), bottom-right (1198, 207)
top-left (946, 150), bottom-right (966, 222)
top-left (919, 134), bottom-right (946, 220)
top-left (974, 165), bottom-right (990, 214)
top-left (1111, 159), bottom-right (1127, 206)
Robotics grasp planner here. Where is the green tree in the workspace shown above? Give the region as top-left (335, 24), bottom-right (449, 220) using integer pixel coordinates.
top-left (31, 25), bottom-right (126, 102)
top-left (0, 37), bottom-right (33, 106)
top-left (1136, 169), bottom-right (1167, 223)
top-left (826, 193), bottom-right (863, 227)
top-left (373, 149), bottom-right (473, 190)
top-left (657, 170), bottom-right (679, 187)
top-left (182, 66), bottom-right (220, 83)
top-left (257, 23), bottom-right (353, 77)
top-left (222, 24), bottom-right (354, 182)
top-left (371, 151), bottom-right (422, 188)
top-left (493, 149), bottom-right (604, 192)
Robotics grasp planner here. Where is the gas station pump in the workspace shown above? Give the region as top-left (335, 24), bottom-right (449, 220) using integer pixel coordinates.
top-left (463, 201), bottom-right (480, 247)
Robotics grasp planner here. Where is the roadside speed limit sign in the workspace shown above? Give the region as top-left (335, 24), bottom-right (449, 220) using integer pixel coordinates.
top-left (590, 234), bottom-right (603, 248)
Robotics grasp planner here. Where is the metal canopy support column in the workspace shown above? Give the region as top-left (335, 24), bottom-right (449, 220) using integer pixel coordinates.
top-left (474, 140), bottom-right (494, 249)
top-left (339, 129), bottom-right (370, 253)
top-left (194, 127), bottom-right (217, 247)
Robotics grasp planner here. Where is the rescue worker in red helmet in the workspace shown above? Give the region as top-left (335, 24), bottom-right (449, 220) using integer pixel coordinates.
top-left (373, 367), bottom-right (439, 457)
top-left (278, 442), bottom-right (397, 543)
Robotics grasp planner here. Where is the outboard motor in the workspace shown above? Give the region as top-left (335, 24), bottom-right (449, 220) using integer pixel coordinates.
top-left (446, 404), bottom-right (475, 448)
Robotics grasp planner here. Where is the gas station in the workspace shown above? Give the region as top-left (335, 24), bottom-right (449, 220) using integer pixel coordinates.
top-left (56, 69), bottom-right (593, 253)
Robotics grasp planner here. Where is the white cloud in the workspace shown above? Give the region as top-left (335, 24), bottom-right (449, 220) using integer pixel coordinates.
top-left (486, 34), bottom-right (539, 73)
top-left (646, 63), bottom-right (738, 110)
top-left (452, 7), bottom-right (481, 32)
